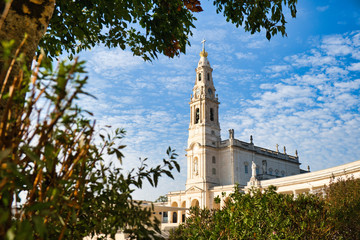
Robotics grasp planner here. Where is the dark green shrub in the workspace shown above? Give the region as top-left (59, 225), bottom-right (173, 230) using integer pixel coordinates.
top-left (170, 186), bottom-right (333, 239)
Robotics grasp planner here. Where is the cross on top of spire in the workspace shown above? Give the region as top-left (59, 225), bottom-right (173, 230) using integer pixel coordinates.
top-left (199, 39), bottom-right (208, 58)
top-left (201, 39), bottom-right (206, 51)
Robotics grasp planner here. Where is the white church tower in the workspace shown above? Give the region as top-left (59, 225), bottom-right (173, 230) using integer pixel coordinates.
top-left (186, 41), bottom-right (221, 192)
top-left (167, 43), bottom-right (303, 211)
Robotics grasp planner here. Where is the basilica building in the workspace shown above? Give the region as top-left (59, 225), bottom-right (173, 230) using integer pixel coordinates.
top-left (166, 46), bottom-right (306, 222)
top-left (88, 45), bottom-right (360, 239)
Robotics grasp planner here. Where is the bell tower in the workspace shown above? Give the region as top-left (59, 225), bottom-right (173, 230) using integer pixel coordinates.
top-left (186, 41), bottom-right (221, 191)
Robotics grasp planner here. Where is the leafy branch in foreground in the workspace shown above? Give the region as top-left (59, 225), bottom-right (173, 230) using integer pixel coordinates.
top-left (213, 0), bottom-right (297, 40)
top-left (0, 47), bottom-right (179, 239)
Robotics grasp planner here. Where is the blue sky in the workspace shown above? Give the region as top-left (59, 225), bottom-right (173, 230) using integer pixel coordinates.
top-left (77, 0), bottom-right (360, 201)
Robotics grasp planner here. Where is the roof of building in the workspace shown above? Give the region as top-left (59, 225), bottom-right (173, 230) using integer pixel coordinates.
top-left (218, 137), bottom-right (300, 164)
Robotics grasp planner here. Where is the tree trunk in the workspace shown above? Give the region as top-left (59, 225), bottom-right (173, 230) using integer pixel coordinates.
top-left (0, 0), bottom-right (56, 113)
top-left (0, 0), bottom-right (55, 237)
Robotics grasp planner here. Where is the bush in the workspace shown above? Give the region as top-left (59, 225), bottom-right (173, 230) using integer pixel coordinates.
top-left (324, 176), bottom-right (360, 239)
top-left (170, 186), bottom-right (333, 240)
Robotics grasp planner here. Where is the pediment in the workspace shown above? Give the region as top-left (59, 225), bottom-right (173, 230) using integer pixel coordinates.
top-left (185, 186), bottom-right (203, 193)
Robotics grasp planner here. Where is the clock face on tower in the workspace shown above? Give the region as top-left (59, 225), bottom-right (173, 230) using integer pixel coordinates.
top-left (208, 88), bottom-right (213, 97)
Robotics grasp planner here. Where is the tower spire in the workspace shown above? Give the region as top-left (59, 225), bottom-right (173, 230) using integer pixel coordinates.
top-left (187, 44), bottom-right (220, 192)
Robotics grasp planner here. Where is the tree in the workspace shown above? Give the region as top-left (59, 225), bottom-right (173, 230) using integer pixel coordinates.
top-left (170, 186), bottom-right (333, 239)
top-left (323, 176), bottom-right (360, 239)
top-left (0, 0), bottom-right (298, 125)
top-left (1, 0), bottom-right (297, 61)
top-left (0, 52), bottom-right (180, 239)
top-left (155, 195), bottom-right (168, 203)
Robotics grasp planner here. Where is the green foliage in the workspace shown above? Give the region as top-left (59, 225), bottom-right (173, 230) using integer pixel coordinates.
top-left (155, 195), bottom-right (168, 203)
top-left (38, 0), bottom-right (297, 60)
top-left (324, 176), bottom-right (360, 239)
top-left (0, 48), bottom-right (179, 239)
top-left (40, 0), bottom-right (201, 60)
top-left (170, 185), bottom-right (333, 240)
top-left (213, 0), bottom-right (297, 40)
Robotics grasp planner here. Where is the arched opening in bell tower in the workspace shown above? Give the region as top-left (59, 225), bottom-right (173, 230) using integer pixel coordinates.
top-left (210, 108), bottom-right (214, 121)
top-left (195, 108), bottom-right (200, 124)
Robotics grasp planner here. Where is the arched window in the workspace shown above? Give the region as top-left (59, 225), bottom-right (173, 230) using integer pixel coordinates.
top-left (195, 108), bottom-right (200, 124)
top-left (210, 108), bottom-right (214, 121)
top-left (207, 73), bottom-right (210, 81)
top-left (212, 168), bottom-right (216, 175)
top-left (275, 169), bottom-right (279, 176)
top-left (198, 73), bottom-right (201, 81)
top-left (281, 171), bottom-right (285, 177)
top-left (244, 162), bottom-right (249, 174)
top-left (269, 168), bottom-right (273, 175)
top-left (212, 156), bottom-right (216, 163)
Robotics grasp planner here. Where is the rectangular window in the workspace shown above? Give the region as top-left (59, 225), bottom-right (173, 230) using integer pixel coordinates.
top-left (245, 165), bottom-right (248, 174)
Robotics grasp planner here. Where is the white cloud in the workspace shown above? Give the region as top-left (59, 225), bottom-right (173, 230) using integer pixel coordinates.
top-left (316, 5), bottom-right (329, 12)
top-left (334, 79), bottom-right (360, 89)
top-left (293, 73), bottom-right (329, 85)
top-left (247, 40), bottom-right (267, 49)
top-left (287, 51), bottom-right (336, 67)
top-left (259, 83), bottom-right (274, 90)
top-left (263, 64), bottom-right (292, 73)
top-left (87, 48), bottom-right (145, 75)
top-left (236, 52), bottom-right (257, 60)
top-left (352, 32), bottom-right (360, 46)
top-left (221, 31), bottom-right (360, 172)
top-left (322, 35), bottom-right (351, 46)
top-left (192, 28), bottom-right (228, 43)
top-left (348, 62), bottom-right (360, 71)
top-left (325, 66), bottom-right (349, 76)
top-left (321, 35), bottom-right (353, 56)
top-left (159, 76), bottom-right (193, 93)
top-left (322, 44), bottom-right (353, 56)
